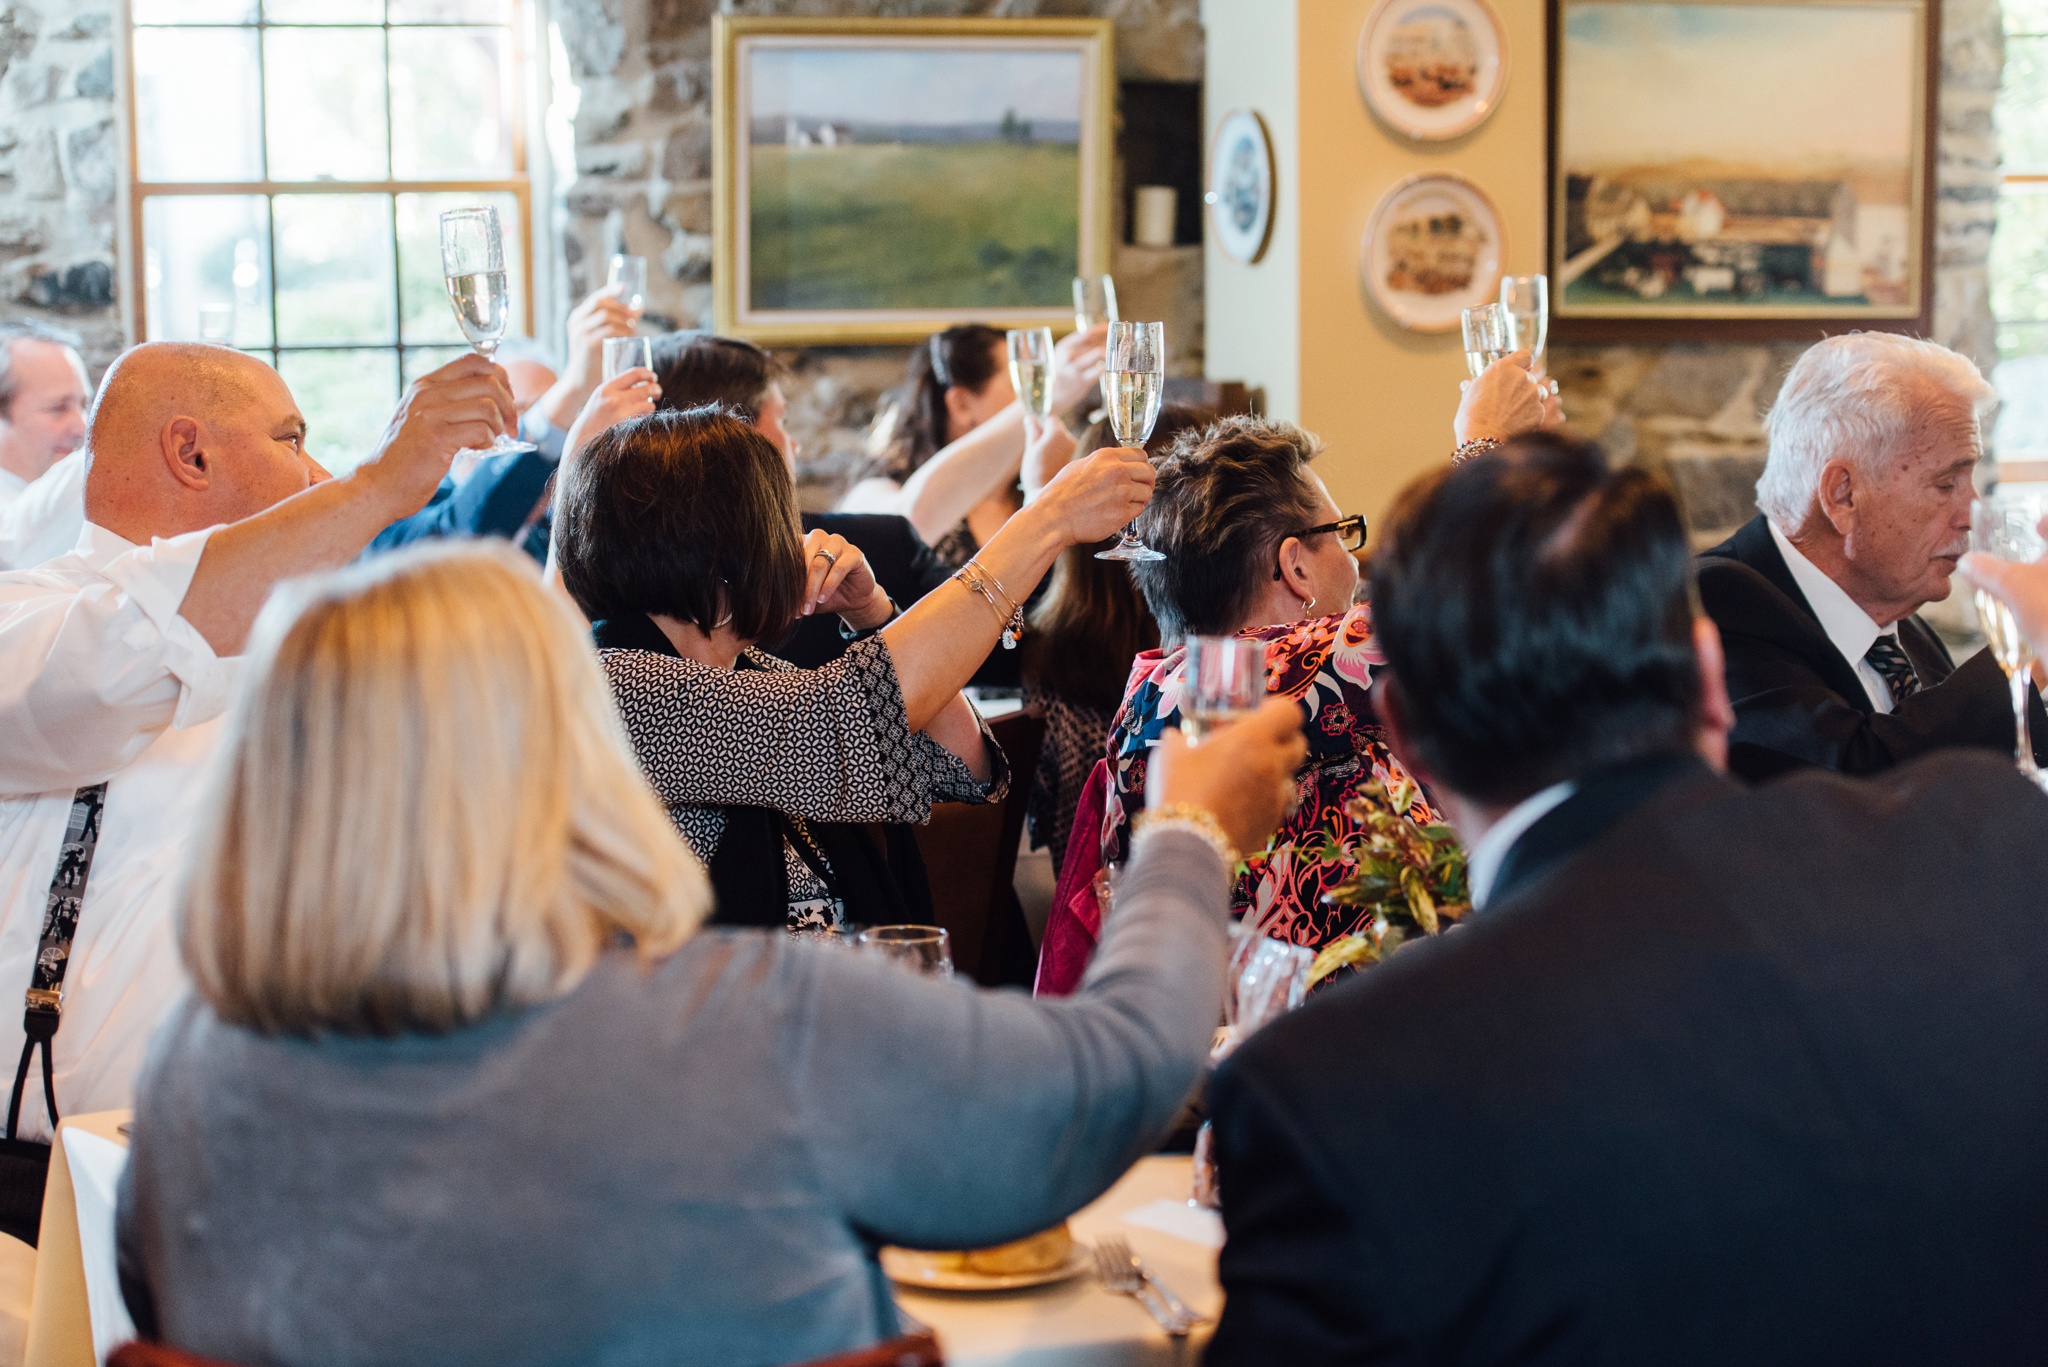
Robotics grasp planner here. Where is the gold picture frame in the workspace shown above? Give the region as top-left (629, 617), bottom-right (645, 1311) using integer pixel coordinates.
top-left (713, 15), bottom-right (1115, 346)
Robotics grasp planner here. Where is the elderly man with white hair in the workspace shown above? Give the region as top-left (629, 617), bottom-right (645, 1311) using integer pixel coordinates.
top-left (1698, 332), bottom-right (2041, 781)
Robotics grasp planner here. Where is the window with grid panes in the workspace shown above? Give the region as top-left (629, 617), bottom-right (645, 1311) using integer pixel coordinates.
top-left (1994, 0), bottom-right (2048, 458)
top-left (127, 0), bottom-right (531, 474)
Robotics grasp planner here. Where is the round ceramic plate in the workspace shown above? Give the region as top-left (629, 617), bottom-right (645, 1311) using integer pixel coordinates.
top-left (1361, 172), bottom-right (1506, 332)
top-left (1356, 0), bottom-right (1509, 141)
top-left (1207, 108), bottom-right (1276, 265)
top-left (881, 1243), bottom-right (1094, 1292)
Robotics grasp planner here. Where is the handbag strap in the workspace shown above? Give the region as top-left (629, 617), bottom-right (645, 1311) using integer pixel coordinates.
top-left (9, 783), bottom-right (107, 1140)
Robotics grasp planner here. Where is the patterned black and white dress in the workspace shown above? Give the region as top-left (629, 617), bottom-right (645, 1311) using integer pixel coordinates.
top-left (599, 627), bottom-right (1004, 931)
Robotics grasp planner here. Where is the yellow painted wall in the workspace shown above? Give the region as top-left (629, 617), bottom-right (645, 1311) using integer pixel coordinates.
top-left (1203, 0), bottom-right (1547, 538)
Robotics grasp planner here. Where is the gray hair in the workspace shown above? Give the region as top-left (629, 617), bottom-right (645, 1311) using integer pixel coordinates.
top-left (0, 319), bottom-right (81, 416)
top-left (1756, 333), bottom-right (1994, 528)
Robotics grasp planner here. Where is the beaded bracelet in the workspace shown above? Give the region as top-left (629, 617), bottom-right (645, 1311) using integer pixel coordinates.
top-left (955, 559), bottom-right (1025, 650)
top-left (1452, 436), bottom-right (1504, 464)
top-left (1133, 802), bottom-right (1239, 869)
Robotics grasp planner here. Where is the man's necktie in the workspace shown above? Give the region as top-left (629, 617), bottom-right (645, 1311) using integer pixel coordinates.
top-left (1865, 634), bottom-right (1922, 704)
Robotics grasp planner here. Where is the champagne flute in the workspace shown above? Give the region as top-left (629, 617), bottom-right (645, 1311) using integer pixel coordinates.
top-left (1095, 321), bottom-right (1165, 564)
top-left (1971, 492), bottom-right (2046, 780)
top-left (1460, 303), bottom-right (1513, 380)
top-left (608, 254), bottom-right (648, 311)
top-left (1073, 274), bottom-right (1119, 332)
top-left (1182, 636), bottom-right (1266, 743)
top-left (1498, 275), bottom-right (1549, 364)
top-left (1006, 327), bottom-right (1055, 420)
top-left (855, 925), bottom-right (954, 978)
top-left (438, 206), bottom-right (534, 455)
top-left (602, 335), bottom-right (652, 380)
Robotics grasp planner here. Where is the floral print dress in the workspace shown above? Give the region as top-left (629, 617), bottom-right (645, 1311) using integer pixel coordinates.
top-left (1099, 604), bottom-right (1448, 951)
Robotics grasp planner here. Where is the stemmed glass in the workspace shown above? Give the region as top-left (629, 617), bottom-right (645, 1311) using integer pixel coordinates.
top-left (608, 254), bottom-right (648, 312)
top-left (1073, 274), bottom-right (1119, 332)
top-left (1182, 636), bottom-right (1265, 743)
top-left (438, 206), bottom-right (534, 454)
top-left (855, 925), bottom-right (954, 978)
top-left (1499, 275), bottom-right (1549, 363)
top-left (1005, 327), bottom-right (1055, 420)
top-left (1971, 491), bottom-right (2046, 781)
top-left (1460, 303), bottom-right (1512, 380)
top-left (1095, 321), bottom-right (1165, 563)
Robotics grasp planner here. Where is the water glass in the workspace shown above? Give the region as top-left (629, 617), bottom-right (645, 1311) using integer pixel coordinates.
top-left (1181, 636), bottom-right (1266, 743)
top-left (1971, 491), bottom-right (2047, 780)
top-left (602, 335), bottom-right (652, 381)
top-left (608, 254), bottom-right (648, 311)
top-left (856, 925), bottom-right (954, 978)
top-left (1460, 303), bottom-right (1512, 380)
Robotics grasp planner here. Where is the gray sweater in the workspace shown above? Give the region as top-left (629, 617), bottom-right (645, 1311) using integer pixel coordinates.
top-left (116, 829), bottom-right (1228, 1367)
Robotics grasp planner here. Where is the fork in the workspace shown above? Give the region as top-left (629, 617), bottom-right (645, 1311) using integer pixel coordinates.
top-left (1093, 1235), bottom-right (1202, 1336)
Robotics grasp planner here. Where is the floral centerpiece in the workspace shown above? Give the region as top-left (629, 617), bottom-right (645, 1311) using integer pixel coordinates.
top-left (1298, 777), bottom-right (1470, 987)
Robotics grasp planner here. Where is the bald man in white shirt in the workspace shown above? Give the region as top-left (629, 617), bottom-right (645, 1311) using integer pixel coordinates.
top-left (0, 344), bottom-right (511, 1192)
top-left (0, 322), bottom-right (92, 572)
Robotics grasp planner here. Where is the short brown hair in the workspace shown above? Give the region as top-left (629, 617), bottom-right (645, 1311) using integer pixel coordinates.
top-left (651, 332), bottom-right (780, 420)
top-left (1131, 416), bottom-right (1327, 641)
top-left (555, 406), bottom-right (806, 642)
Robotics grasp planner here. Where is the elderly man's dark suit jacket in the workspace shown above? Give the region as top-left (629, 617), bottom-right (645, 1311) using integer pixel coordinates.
top-left (1696, 514), bottom-right (2038, 782)
top-left (1205, 750), bottom-right (2048, 1367)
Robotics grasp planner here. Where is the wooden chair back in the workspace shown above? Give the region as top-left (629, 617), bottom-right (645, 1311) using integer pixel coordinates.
top-left (913, 709), bottom-right (1045, 987)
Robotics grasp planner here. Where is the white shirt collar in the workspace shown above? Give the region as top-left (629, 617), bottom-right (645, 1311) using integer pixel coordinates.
top-left (0, 467), bottom-right (24, 501)
top-left (1767, 520), bottom-right (1898, 709)
top-left (1467, 780), bottom-right (1577, 911)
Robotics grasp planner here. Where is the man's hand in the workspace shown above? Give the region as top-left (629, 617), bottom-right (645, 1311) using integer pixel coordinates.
top-left (1051, 323), bottom-right (1109, 415)
top-left (562, 367), bottom-right (660, 464)
top-left (1146, 697), bottom-right (1307, 855)
top-left (1021, 413), bottom-right (1080, 504)
top-left (800, 528), bottom-right (888, 625)
top-left (537, 285), bottom-right (643, 432)
top-left (1454, 350), bottom-right (1550, 446)
top-left (358, 353), bottom-right (516, 519)
top-left (1021, 445), bottom-right (1155, 547)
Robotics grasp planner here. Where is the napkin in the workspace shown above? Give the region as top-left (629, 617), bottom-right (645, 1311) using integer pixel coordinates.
top-left (1121, 1198), bottom-right (1225, 1249)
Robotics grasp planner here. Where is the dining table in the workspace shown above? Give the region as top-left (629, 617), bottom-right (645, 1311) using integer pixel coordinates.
top-left (893, 1154), bottom-right (1224, 1367)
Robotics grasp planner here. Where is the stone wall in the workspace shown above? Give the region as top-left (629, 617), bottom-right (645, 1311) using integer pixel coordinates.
top-left (550, 0), bottom-right (1205, 507)
top-left (0, 0), bottom-right (119, 376)
top-left (1552, 0), bottom-right (2003, 553)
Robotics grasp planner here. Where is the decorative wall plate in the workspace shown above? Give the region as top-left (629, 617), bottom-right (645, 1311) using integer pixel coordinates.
top-left (1361, 172), bottom-right (1505, 332)
top-left (1356, 0), bottom-right (1509, 141)
top-left (1205, 108), bottom-right (1276, 264)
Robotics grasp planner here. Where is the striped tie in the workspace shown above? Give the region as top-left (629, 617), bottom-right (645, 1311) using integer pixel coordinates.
top-left (1864, 635), bottom-right (1922, 704)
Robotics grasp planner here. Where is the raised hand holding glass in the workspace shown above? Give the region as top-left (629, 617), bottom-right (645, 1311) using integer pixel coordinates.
top-left (438, 206), bottom-right (533, 454)
top-left (1096, 321), bottom-right (1165, 564)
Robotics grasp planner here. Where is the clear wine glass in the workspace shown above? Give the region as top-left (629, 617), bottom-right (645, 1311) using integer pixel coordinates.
top-left (1182, 636), bottom-right (1266, 743)
top-left (438, 206), bottom-right (534, 455)
top-left (608, 254), bottom-right (648, 311)
top-left (1006, 327), bottom-right (1055, 420)
top-left (1072, 274), bottom-right (1119, 332)
top-left (1971, 491), bottom-right (2046, 781)
top-left (855, 925), bottom-right (954, 978)
top-left (602, 336), bottom-right (652, 380)
top-left (1498, 275), bottom-right (1549, 363)
top-left (1460, 303), bottom-right (1513, 380)
top-left (1095, 320), bottom-right (1165, 564)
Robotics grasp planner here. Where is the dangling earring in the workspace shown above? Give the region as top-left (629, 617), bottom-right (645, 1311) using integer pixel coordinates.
top-left (1299, 593), bottom-right (1316, 615)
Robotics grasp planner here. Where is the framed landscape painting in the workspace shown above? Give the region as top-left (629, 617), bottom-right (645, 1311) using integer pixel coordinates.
top-left (714, 16), bottom-right (1114, 345)
top-left (1547, 0), bottom-right (1936, 341)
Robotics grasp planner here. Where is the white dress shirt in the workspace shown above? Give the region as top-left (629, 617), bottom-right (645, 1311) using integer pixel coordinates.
top-left (0, 524), bottom-right (240, 1139)
top-left (0, 451), bottom-right (88, 572)
top-left (1467, 780), bottom-right (1577, 911)
top-left (1767, 520), bottom-right (1899, 713)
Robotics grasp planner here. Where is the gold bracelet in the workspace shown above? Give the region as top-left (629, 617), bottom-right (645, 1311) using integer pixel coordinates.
top-left (955, 560), bottom-right (1025, 650)
top-left (1133, 802), bottom-right (1239, 869)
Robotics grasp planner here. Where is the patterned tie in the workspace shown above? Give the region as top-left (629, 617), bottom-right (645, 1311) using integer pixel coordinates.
top-left (1864, 634), bottom-right (1922, 704)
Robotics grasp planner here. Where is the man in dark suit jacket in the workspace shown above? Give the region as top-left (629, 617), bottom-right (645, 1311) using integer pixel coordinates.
top-left (1696, 332), bottom-right (2039, 781)
top-left (1207, 433), bottom-right (2048, 1367)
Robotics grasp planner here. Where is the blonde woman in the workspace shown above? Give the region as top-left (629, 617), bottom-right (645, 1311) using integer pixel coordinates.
top-left (114, 542), bottom-right (1305, 1367)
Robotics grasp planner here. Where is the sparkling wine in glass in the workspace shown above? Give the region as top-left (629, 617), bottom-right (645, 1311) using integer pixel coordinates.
top-left (608, 254), bottom-right (647, 311)
top-left (439, 206), bottom-right (534, 455)
top-left (1461, 303), bottom-right (1512, 380)
top-left (1096, 322), bottom-right (1165, 564)
top-left (1499, 275), bottom-right (1549, 363)
top-left (1006, 327), bottom-right (1055, 419)
top-left (1972, 492), bottom-right (2046, 780)
top-left (1182, 636), bottom-right (1266, 743)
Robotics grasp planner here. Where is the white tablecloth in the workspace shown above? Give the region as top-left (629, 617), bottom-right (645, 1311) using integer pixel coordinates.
top-left (24, 1110), bottom-right (131, 1367)
top-left (895, 1155), bottom-right (1222, 1367)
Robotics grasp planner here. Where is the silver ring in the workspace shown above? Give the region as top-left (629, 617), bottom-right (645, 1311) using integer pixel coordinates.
top-left (813, 549), bottom-right (838, 566)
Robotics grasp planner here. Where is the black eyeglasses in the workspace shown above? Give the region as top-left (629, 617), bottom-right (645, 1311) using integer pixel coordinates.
top-left (1273, 514), bottom-right (1367, 578)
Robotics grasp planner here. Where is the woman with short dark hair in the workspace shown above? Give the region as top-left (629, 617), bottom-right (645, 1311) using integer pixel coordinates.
top-left (554, 404), bottom-right (1154, 932)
